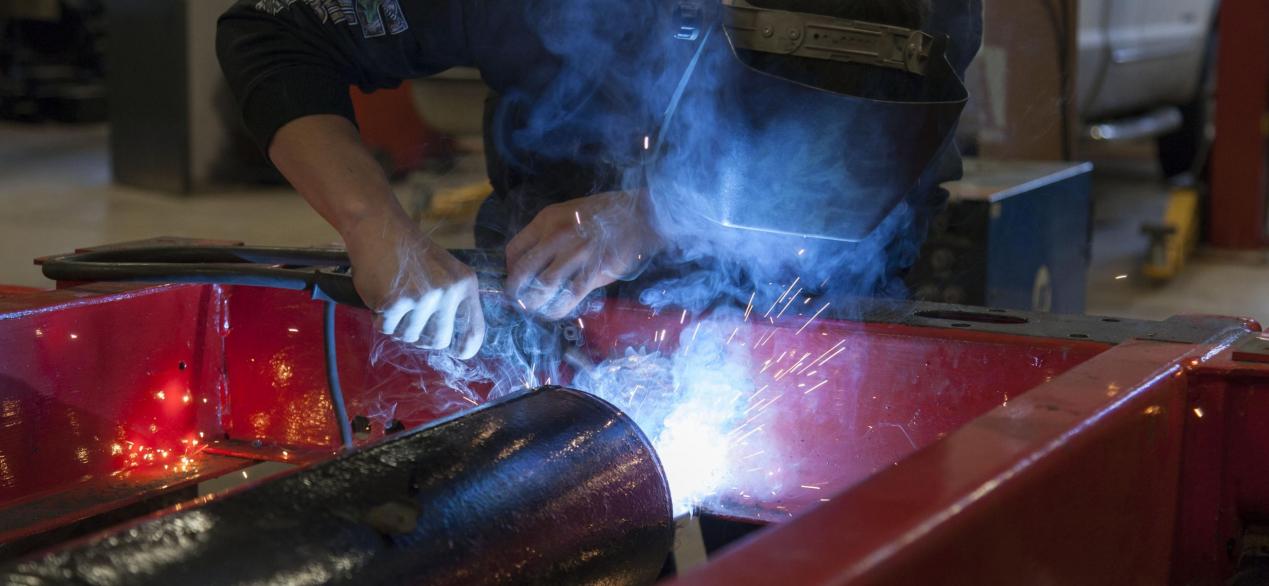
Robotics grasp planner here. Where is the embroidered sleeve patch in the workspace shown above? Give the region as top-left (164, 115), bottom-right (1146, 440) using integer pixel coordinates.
top-left (254, 0), bottom-right (354, 24)
top-left (253, 0), bottom-right (407, 37)
top-left (356, 0), bottom-right (409, 38)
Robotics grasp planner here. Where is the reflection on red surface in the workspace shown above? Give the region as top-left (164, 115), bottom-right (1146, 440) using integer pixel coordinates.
top-left (0, 284), bottom-right (223, 506)
top-left (5, 275), bottom-right (1269, 584)
top-left (110, 435), bottom-right (207, 476)
top-left (222, 287), bottom-right (492, 449)
top-left (219, 284), bottom-right (1107, 521)
top-left (0, 283), bottom-right (1108, 524)
top-left (579, 304), bottom-right (1107, 520)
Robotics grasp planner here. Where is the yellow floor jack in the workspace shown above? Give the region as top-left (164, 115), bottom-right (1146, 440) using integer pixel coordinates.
top-left (1141, 186), bottom-right (1201, 281)
top-left (1141, 111), bottom-right (1269, 280)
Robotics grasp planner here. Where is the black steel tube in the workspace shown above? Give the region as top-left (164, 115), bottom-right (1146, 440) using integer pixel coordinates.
top-left (3, 388), bottom-right (674, 585)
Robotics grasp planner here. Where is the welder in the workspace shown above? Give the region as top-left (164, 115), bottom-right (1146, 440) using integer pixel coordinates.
top-left (216, 0), bottom-right (980, 359)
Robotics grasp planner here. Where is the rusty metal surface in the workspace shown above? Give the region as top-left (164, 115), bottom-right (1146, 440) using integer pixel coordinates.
top-left (3, 388), bottom-right (674, 586)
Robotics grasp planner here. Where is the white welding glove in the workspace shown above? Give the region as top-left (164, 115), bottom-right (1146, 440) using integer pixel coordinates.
top-left (346, 217), bottom-right (485, 359)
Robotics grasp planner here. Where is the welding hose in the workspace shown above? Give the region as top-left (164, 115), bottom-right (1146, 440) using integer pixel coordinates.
top-left (324, 301), bottom-right (355, 449)
top-left (2, 388), bottom-right (675, 585)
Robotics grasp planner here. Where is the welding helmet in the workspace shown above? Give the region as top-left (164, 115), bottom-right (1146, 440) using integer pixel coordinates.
top-left (646, 0), bottom-right (969, 243)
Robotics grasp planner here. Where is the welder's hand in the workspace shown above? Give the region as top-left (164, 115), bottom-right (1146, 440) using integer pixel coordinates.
top-left (507, 191), bottom-right (664, 320)
top-left (345, 219), bottom-right (485, 359)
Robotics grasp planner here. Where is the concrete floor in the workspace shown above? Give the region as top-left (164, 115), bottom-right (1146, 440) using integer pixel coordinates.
top-left (0, 122), bottom-right (477, 290)
top-left (1, 123), bottom-right (334, 287)
top-left (1081, 143), bottom-right (1269, 323)
top-left (2, 121), bottom-right (1268, 324)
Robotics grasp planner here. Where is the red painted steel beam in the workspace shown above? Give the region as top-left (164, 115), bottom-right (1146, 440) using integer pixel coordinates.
top-left (673, 335), bottom-right (1251, 585)
top-left (1172, 353), bottom-right (1269, 584)
top-left (1209, 0), bottom-right (1269, 249)
top-left (0, 283), bottom-right (229, 544)
top-left (581, 303), bottom-right (1108, 521)
top-left (6, 271), bottom-right (1269, 583)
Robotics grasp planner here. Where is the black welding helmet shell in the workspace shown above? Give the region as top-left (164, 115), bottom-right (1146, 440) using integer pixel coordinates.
top-left (646, 0), bottom-right (969, 243)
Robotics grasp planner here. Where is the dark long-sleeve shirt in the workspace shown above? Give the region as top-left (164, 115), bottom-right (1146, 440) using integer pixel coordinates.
top-left (217, 0), bottom-right (981, 267)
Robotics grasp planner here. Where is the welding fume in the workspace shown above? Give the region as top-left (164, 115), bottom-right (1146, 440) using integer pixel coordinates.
top-left (217, 0), bottom-right (978, 514)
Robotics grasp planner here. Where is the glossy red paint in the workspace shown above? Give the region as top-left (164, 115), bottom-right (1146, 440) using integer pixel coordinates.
top-left (670, 323), bottom-right (1269, 586)
top-left (0, 283), bottom-right (226, 542)
top-left (580, 304), bottom-right (1108, 521)
top-left (0, 283), bottom-right (225, 490)
top-left (3, 274), bottom-right (1269, 586)
top-left (220, 286), bottom-right (491, 450)
top-left (673, 338), bottom-right (1221, 585)
top-left (1171, 350), bottom-right (1269, 583)
top-left (205, 287), bottom-right (1110, 524)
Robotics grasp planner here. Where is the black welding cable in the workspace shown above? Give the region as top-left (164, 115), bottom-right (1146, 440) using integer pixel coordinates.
top-left (324, 301), bottom-right (354, 450)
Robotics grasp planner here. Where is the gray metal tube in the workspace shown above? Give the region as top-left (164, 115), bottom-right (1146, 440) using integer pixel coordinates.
top-left (4, 387), bottom-right (674, 585)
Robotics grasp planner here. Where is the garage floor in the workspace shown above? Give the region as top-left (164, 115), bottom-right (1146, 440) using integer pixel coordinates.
top-left (2, 122), bottom-right (1267, 325)
top-left (1081, 144), bottom-right (1269, 322)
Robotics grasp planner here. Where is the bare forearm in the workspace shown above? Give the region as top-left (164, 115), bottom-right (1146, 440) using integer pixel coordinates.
top-left (268, 114), bottom-right (411, 245)
top-left (266, 114), bottom-right (483, 356)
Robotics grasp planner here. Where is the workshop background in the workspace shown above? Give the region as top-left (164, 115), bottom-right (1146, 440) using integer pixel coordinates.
top-left (3, 0), bottom-right (1269, 584)
top-left (1, 0), bottom-right (1267, 323)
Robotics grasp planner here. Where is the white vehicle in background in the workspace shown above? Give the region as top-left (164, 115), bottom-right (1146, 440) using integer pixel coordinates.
top-left (1078, 0), bottom-right (1220, 178)
top-left (411, 1), bottom-right (1224, 181)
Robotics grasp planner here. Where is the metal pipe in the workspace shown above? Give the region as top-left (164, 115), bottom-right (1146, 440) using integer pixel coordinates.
top-left (3, 388), bottom-right (674, 585)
